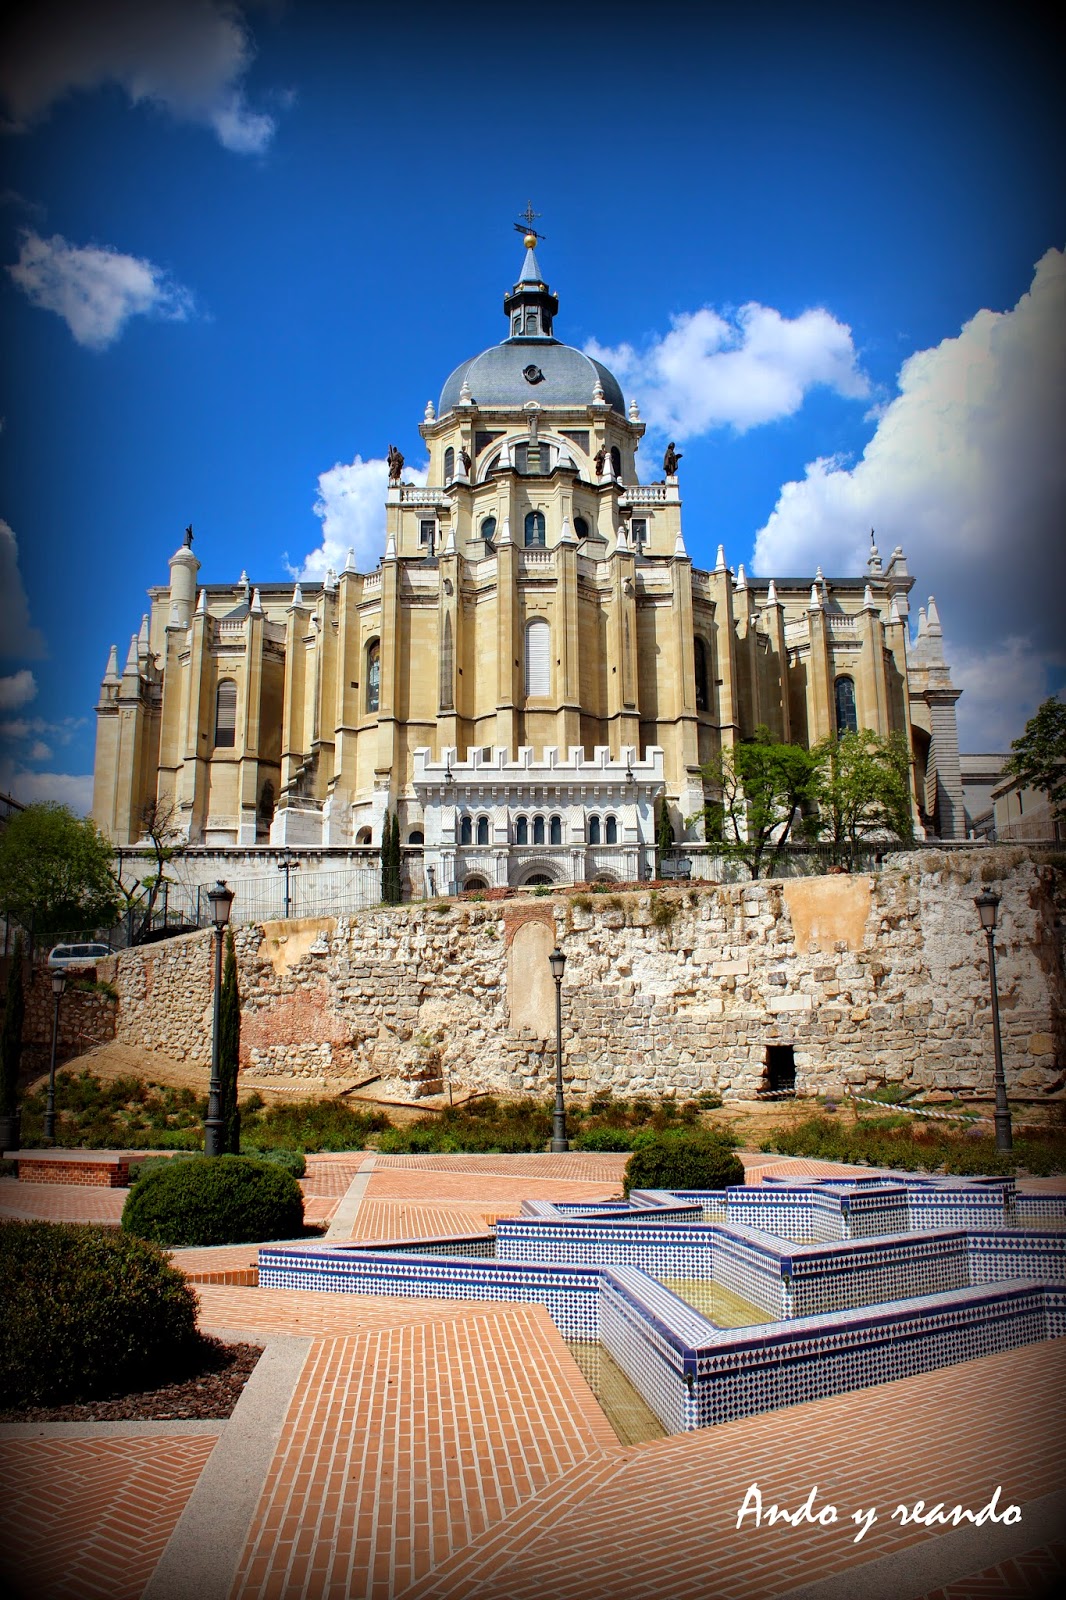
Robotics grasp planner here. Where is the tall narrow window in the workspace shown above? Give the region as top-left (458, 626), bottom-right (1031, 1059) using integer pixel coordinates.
top-left (214, 678), bottom-right (237, 748)
top-left (694, 636), bottom-right (709, 713)
top-left (366, 640), bottom-right (380, 712)
top-left (610, 446), bottom-right (621, 479)
top-left (605, 815), bottom-right (618, 844)
top-left (515, 816), bottom-right (528, 845)
top-left (835, 675), bottom-right (858, 736)
top-left (443, 446), bottom-right (455, 481)
top-left (439, 613), bottom-right (454, 711)
top-left (476, 815), bottom-right (489, 846)
top-left (524, 617), bottom-right (550, 697)
top-left (574, 515), bottom-right (590, 541)
top-left (460, 816), bottom-right (472, 846)
top-left (419, 520), bottom-right (436, 552)
top-left (524, 510), bottom-right (546, 547)
top-left (549, 814), bottom-right (562, 845)
top-left (533, 816), bottom-right (545, 845)
top-left (631, 518), bottom-right (647, 547)
top-left (588, 814), bottom-right (601, 844)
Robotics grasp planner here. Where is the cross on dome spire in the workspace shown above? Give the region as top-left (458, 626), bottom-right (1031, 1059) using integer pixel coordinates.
top-left (504, 208), bottom-right (558, 340)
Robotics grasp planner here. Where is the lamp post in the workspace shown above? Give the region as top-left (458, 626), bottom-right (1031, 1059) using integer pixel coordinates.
top-left (549, 945), bottom-right (569, 1152)
top-left (277, 854), bottom-right (300, 918)
top-left (975, 890), bottom-right (1012, 1152)
top-left (205, 880), bottom-right (234, 1157)
top-left (44, 969), bottom-right (66, 1144)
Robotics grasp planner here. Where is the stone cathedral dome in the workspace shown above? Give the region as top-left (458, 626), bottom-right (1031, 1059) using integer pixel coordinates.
top-left (438, 243), bottom-right (627, 416)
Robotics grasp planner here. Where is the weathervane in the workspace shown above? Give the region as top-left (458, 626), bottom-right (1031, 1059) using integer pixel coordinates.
top-left (514, 202), bottom-right (546, 246)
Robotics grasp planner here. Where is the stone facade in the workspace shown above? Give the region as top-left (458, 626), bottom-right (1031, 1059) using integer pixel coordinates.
top-left (93, 240), bottom-right (967, 876)
top-left (94, 852), bottom-right (1064, 1102)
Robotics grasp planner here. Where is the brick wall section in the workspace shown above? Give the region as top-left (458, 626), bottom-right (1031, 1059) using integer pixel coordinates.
top-left (17, 966), bottom-right (117, 1064)
top-left (18, 1156), bottom-right (133, 1186)
top-left (97, 850), bottom-right (1064, 1101)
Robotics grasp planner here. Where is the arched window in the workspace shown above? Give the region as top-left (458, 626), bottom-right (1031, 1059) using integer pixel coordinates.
top-left (588, 814), bottom-right (601, 845)
top-left (574, 515), bottom-right (590, 541)
top-left (610, 446), bottom-right (621, 478)
top-left (512, 315), bottom-right (521, 335)
top-left (444, 446), bottom-right (455, 481)
top-left (515, 816), bottom-right (528, 845)
top-left (460, 816), bottom-right (473, 846)
top-left (694, 636), bottom-right (709, 713)
top-left (605, 815), bottom-right (618, 844)
top-left (524, 617), bottom-right (550, 697)
top-left (476, 815), bottom-right (489, 846)
top-left (549, 814), bottom-right (562, 845)
top-left (408, 829), bottom-right (424, 845)
top-left (835, 675), bottom-right (858, 737)
top-left (214, 678), bottom-right (237, 748)
top-left (524, 310), bottom-right (539, 334)
top-left (524, 510), bottom-right (546, 547)
top-left (533, 816), bottom-right (545, 845)
top-left (366, 640), bottom-right (380, 713)
top-left (356, 826), bottom-right (372, 845)
top-left (480, 515), bottom-right (497, 542)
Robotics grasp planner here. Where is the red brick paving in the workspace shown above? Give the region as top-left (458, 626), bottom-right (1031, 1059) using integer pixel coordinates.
top-left (0, 1175), bottom-right (126, 1223)
top-left (0, 1434), bottom-right (219, 1600)
top-left (920, 1544), bottom-right (1066, 1597)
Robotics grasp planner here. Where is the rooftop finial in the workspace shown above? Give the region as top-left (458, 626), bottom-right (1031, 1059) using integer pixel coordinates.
top-left (514, 201), bottom-right (546, 249)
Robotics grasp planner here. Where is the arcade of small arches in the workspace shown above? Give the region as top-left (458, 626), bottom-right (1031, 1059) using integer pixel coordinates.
top-left (457, 810), bottom-right (620, 847)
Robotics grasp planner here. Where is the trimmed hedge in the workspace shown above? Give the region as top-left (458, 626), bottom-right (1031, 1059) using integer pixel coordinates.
top-left (622, 1130), bottom-right (745, 1197)
top-left (0, 1219), bottom-right (203, 1407)
top-left (121, 1154), bottom-right (305, 1246)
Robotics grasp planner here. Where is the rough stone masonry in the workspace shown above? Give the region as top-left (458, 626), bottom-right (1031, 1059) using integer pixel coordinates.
top-left (98, 849), bottom-right (1065, 1102)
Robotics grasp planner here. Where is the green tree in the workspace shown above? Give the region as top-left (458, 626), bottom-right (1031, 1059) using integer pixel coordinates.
top-left (1, 935), bottom-right (25, 1117)
top-left (809, 729), bottom-right (914, 867)
top-left (1003, 697), bottom-right (1066, 821)
top-left (389, 810), bottom-right (402, 903)
top-left (697, 727), bottom-right (818, 879)
top-left (218, 930), bottom-right (241, 1155)
top-left (380, 808), bottom-right (392, 903)
top-left (0, 804), bottom-right (121, 944)
top-left (656, 799), bottom-right (674, 874)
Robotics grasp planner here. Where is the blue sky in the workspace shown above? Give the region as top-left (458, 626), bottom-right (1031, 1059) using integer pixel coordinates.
top-left (1, 0), bottom-right (1063, 812)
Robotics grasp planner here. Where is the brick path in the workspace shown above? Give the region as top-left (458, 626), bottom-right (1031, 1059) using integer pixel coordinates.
top-left (2, 1152), bottom-right (1063, 1600)
top-left (0, 1433), bottom-right (219, 1600)
top-left (919, 1544), bottom-right (1066, 1597)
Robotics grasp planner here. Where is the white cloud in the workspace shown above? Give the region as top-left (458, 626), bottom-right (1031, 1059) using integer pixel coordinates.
top-left (7, 230), bottom-right (194, 349)
top-left (586, 302), bottom-right (869, 440)
top-left (751, 248), bottom-right (1066, 749)
top-left (0, 669), bottom-right (37, 710)
top-left (0, 0), bottom-right (276, 154)
top-left (0, 761), bottom-right (94, 814)
top-left (28, 739), bottom-right (52, 762)
top-left (0, 520), bottom-right (46, 658)
top-left (298, 453), bottom-right (428, 580)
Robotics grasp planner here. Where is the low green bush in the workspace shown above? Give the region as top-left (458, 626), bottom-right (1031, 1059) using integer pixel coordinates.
top-left (573, 1126), bottom-right (638, 1152)
top-left (0, 1219), bottom-right (204, 1408)
top-left (622, 1130), bottom-right (746, 1197)
top-left (759, 1115), bottom-right (1066, 1176)
top-left (237, 1097), bottom-right (386, 1153)
top-left (375, 1097), bottom-right (553, 1154)
top-left (122, 1155), bottom-right (305, 1246)
top-left (241, 1145), bottom-right (307, 1178)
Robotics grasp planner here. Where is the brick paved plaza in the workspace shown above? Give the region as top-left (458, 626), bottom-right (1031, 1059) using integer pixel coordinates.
top-left (2, 1152), bottom-right (1063, 1600)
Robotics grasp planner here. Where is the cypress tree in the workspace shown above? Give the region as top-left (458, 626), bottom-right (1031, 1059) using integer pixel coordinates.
top-left (656, 800), bottom-right (674, 874)
top-left (1, 935), bottom-right (25, 1117)
top-left (390, 810), bottom-right (402, 903)
top-left (218, 929), bottom-right (241, 1154)
top-left (380, 808), bottom-right (392, 902)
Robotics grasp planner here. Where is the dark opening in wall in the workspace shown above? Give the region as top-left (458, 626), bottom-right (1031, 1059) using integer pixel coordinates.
top-left (766, 1045), bottom-right (796, 1095)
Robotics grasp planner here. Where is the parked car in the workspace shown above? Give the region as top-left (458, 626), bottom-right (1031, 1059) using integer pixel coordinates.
top-left (47, 942), bottom-right (112, 969)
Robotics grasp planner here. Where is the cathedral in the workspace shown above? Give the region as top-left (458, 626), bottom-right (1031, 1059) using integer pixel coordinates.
top-left (92, 235), bottom-right (965, 891)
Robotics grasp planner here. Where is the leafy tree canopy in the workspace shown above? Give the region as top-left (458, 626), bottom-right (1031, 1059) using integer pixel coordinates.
top-left (0, 804), bottom-right (121, 938)
top-left (697, 727), bottom-right (819, 879)
top-left (1003, 697), bottom-right (1066, 818)
top-left (809, 729), bottom-right (914, 865)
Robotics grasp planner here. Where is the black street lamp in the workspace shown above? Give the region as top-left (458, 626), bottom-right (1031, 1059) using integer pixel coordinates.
top-left (44, 969), bottom-right (66, 1144)
top-left (277, 854), bottom-right (300, 918)
top-left (975, 890), bottom-right (1012, 1152)
top-left (205, 880), bottom-right (234, 1157)
top-left (549, 945), bottom-right (569, 1152)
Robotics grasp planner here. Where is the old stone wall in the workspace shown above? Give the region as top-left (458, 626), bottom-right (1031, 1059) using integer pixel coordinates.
top-left (96, 850), bottom-right (1065, 1101)
top-left (17, 967), bottom-right (117, 1070)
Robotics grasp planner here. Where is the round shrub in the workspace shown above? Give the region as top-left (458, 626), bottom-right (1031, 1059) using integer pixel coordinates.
top-left (122, 1154), bottom-right (305, 1246)
top-left (0, 1219), bottom-right (203, 1408)
top-left (622, 1131), bottom-right (746, 1197)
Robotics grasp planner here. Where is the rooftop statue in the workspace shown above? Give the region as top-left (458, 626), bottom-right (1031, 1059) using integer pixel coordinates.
top-left (387, 444), bottom-right (405, 483)
top-left (663, 442), bottom-right (682, 476)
